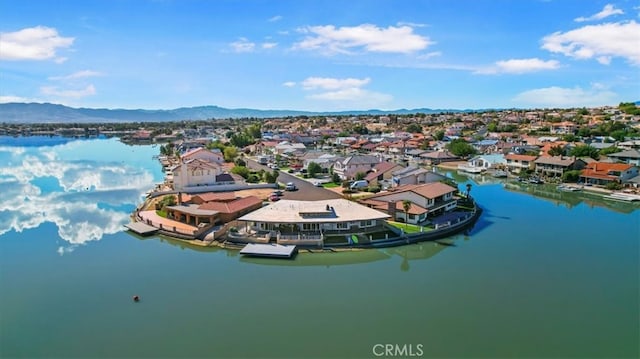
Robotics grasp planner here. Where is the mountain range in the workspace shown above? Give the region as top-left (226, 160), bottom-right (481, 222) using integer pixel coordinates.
top-left (0, 103), bottom-right (463, 123)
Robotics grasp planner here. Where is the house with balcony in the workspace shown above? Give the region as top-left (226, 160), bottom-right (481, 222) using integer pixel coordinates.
top-left (358, 182), bottom-right (458, 224)
top-left (534, 156), bottom-right (586, 178)
top-left (505, 154), bottom-right (537, 174)
top-left (419, 150), bottom-right (460, 165)
top-left (333, 155), bottom-right (382, 180)
top-left (579, 162), bottom-right (639, 186)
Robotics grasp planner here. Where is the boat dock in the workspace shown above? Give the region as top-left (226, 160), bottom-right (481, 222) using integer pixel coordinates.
top-left (125, 222), bottom-right (159, 236)
top-left (239, 243), bottom-right (297, 259)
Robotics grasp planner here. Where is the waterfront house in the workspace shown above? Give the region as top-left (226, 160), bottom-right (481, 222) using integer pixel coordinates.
top-left (458, 154), bottom-right (506, 173)
top-left (333, 155), bottom-right (382, 180)
top-left (236, 199), bottom-right (390, 245)
top-left (534, 156), bottom-right (586, 178)
top-left (364, 161), bottom-right (405, 188)
top-left (166, 195), bottom-right (263, 227)
top-left (579, 163), bottom-right (639, 186)
top-left (505, 154), bottom-right (537, 174)
top-left (359, 182), bottom-right (458, 224)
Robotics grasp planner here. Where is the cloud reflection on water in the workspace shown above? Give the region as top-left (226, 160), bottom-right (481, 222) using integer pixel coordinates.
top-left (0, 142), bottom-right (155, 253)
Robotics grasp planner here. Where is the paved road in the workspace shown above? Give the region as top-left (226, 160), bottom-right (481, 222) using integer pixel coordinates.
top-left (246, 159), bottom-right (343, 200)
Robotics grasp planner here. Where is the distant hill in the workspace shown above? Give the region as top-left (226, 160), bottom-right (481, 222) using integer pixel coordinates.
top-left (0, 102), bottom-right (462, 123)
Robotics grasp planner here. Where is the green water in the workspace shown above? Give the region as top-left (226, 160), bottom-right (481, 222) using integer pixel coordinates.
top-left (1, 137), bottom-right (638, 358)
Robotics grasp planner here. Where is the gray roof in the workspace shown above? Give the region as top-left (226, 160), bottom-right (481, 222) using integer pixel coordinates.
top-left (167, 204), bottom-right (219, 216)
top-left (534, 156), bottom-right (579, 166)
top-left (342, 155), bottom-right (380, 165)
top-left (608, 149), bottom-right (640, 159)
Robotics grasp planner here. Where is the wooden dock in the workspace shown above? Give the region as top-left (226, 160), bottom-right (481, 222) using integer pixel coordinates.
top-left (239, 243), bottom-right (297, 259)
top-left (125, 222), bottom-right (159, 236)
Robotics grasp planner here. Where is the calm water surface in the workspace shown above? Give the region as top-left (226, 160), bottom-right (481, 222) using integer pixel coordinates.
top-left (1, 137), bottom-right (638, 358)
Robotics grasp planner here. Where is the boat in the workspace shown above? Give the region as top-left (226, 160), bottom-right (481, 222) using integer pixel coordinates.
top-left (457, 164), bottom-right (484, 173)
top-left (528, 177), bottom-right (544, 184)
top-left (603, 193), bottom-right (640, 202)
top-left (557, 184), bottom-right (582, 192)
top-left (492, 170), bottom-right (508, 178)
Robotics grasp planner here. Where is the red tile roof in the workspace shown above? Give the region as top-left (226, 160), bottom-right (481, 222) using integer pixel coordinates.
top-left (192, 192), bottom-right (237, 203)
top-left (505, 154), bottom-right (537, 161)
top-left (581, 162), bottom-right (633, 180)
top-left (198, 196), bottom-right (262, 214)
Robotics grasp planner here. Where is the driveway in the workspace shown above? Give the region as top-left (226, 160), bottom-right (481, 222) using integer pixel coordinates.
top-left (246, 159), bottom-right (343, 201)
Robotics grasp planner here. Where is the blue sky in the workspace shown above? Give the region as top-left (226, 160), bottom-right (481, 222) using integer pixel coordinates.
top-left (1, 0), bottom-right (639, 111)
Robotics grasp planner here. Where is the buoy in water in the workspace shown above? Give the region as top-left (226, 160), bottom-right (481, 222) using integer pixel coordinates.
top-left (133, 295), bottom-right (140, 302)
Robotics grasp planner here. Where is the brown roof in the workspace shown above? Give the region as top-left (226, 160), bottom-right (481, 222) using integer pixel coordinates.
top-left (358, 198), bottom-right (427, 215)
top-left (505, 154), bottom-right (537, 161)
top-left (192, 192), bottom-right (237, 203)
top-left (198, 196), bottom-right (262, 214)
top-left (369, 182), bottom-right (457, 200)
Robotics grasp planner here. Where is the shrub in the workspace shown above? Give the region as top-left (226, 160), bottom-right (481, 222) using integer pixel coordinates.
top-left (605, 182), bottom-right (622, 190)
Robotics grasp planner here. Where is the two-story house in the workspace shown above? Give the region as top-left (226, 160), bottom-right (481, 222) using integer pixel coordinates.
top-left (358, 182), bottom-right (458, 224)
top-left (172, 159), bottom-right (224, 191)
top-left (534, 156), bottom-right (586, 178)
top-left (579, 162), bottom-right (639, 186)
top-left (505, 154), bottom-right (537, 174)
top-left (333, 155), bottom-right (382, 180)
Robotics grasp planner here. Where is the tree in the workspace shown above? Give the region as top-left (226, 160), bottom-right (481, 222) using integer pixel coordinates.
top-left (355, 172), bottom-right (366, 181)
top-left (562, 170), bottom-right (581, 183)
top-left (402, 200), bottom-right (412, 229)
top-left (332, 172), bottom-right (341, 184)
top-left (562, 134), bottom-right (577, 142)
top-left (600, 146), bottom-right (621, 156)
top-left (446, 139), bottom-right (477, 157)
top-left (548, 145), bottom-right (565, 156)
top-left (434, 130), bottom-right (445, 141)
top-left (406, 123), bottom-right (422, 133)
top-left (231, 165), bottom-right (250, 179)
top-left (307, 162), bottom-right (322, 178)
top-left (223, 146), bottom-right (239, 162)
top-left (569, 145), bottom-right (600, 160)
top-left (263, 170), bottom-right (279, 183)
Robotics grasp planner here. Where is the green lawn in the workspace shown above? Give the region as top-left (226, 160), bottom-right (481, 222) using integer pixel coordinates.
top-left (324, 236), bottom-right (348, 244)
top-left (322, 182), bottom-right (340, 188)
top-left (156, 209), bottom-right (168, 218)
top-left (387, 221), bottom-right (434, 234)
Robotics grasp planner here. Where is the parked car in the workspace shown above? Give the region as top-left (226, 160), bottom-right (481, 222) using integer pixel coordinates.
top-left (285, 182), bottom-right (297, 191)
top-left (314, 181), bottom-right (323, 187)
top-left (269, 194), bottom-right (281, 201)
top-left (272, 190), bottom-right (284, 197)
top-left (350, 180), bottom-right (368, 190)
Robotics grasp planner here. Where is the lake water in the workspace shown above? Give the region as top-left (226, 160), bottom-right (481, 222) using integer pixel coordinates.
top-left (1, 137), bottom-right (638, 358)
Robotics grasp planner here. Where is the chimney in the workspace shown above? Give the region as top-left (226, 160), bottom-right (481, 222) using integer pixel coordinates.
top-left (177, 192), bottom-right (183, 205)
top-left (388, 200), bottom-right (397, 220)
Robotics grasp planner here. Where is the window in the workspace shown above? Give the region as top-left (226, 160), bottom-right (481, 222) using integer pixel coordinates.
top-left (336, 222), bottom-right (348, 230)
top-left (408, 214), bottom-right (415, 220)
top-left (360, 220), bottom-right (373, 227)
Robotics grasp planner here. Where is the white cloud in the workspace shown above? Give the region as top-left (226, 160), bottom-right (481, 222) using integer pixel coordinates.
top-left (301, 77), bottom-right (371, 90)
top-left (41, 84), bottom-right (96, 98)
top-left (268, 15), bottom-right (283, 22)
top-left (308, 87), bottom-right (393, 103)
top-left (0, 26), bottom-right (74, 61)
top-left (0, 95), bottom-right (36, 103)
top-left (476, 58), bottom-right (560, 74)
top-left (282, 81), bottom-right (296, 87)
top-left (229, 37), bottom-right (255, 53)
top-left (542, 21), bottom-right (640, 66)
top-left (512, 84), bottom-right (617, 107)
top-left (575, 4), bottom-right (624, 22)
top-left (262, 42), bottom-right (278, 49)
top-left (293, 24), bottom-right (432, 55)
top-left (48, 70), bottom-right (103, 81)
top-left (298, 76), bottom-right (392, 107)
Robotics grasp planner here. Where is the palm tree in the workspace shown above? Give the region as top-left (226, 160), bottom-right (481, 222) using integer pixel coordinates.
top-left (402, 200), bottom-right (412, 229)
top-left (466, 183), bottom-right (472, 198)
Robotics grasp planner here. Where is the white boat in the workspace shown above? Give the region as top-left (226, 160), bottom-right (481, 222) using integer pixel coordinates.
top-left (492, 170), bottom-right (508, 178)
top-left (557, 184), bottom-right (582, 192)
top-left (457, 164), bottom-right (484, 173)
